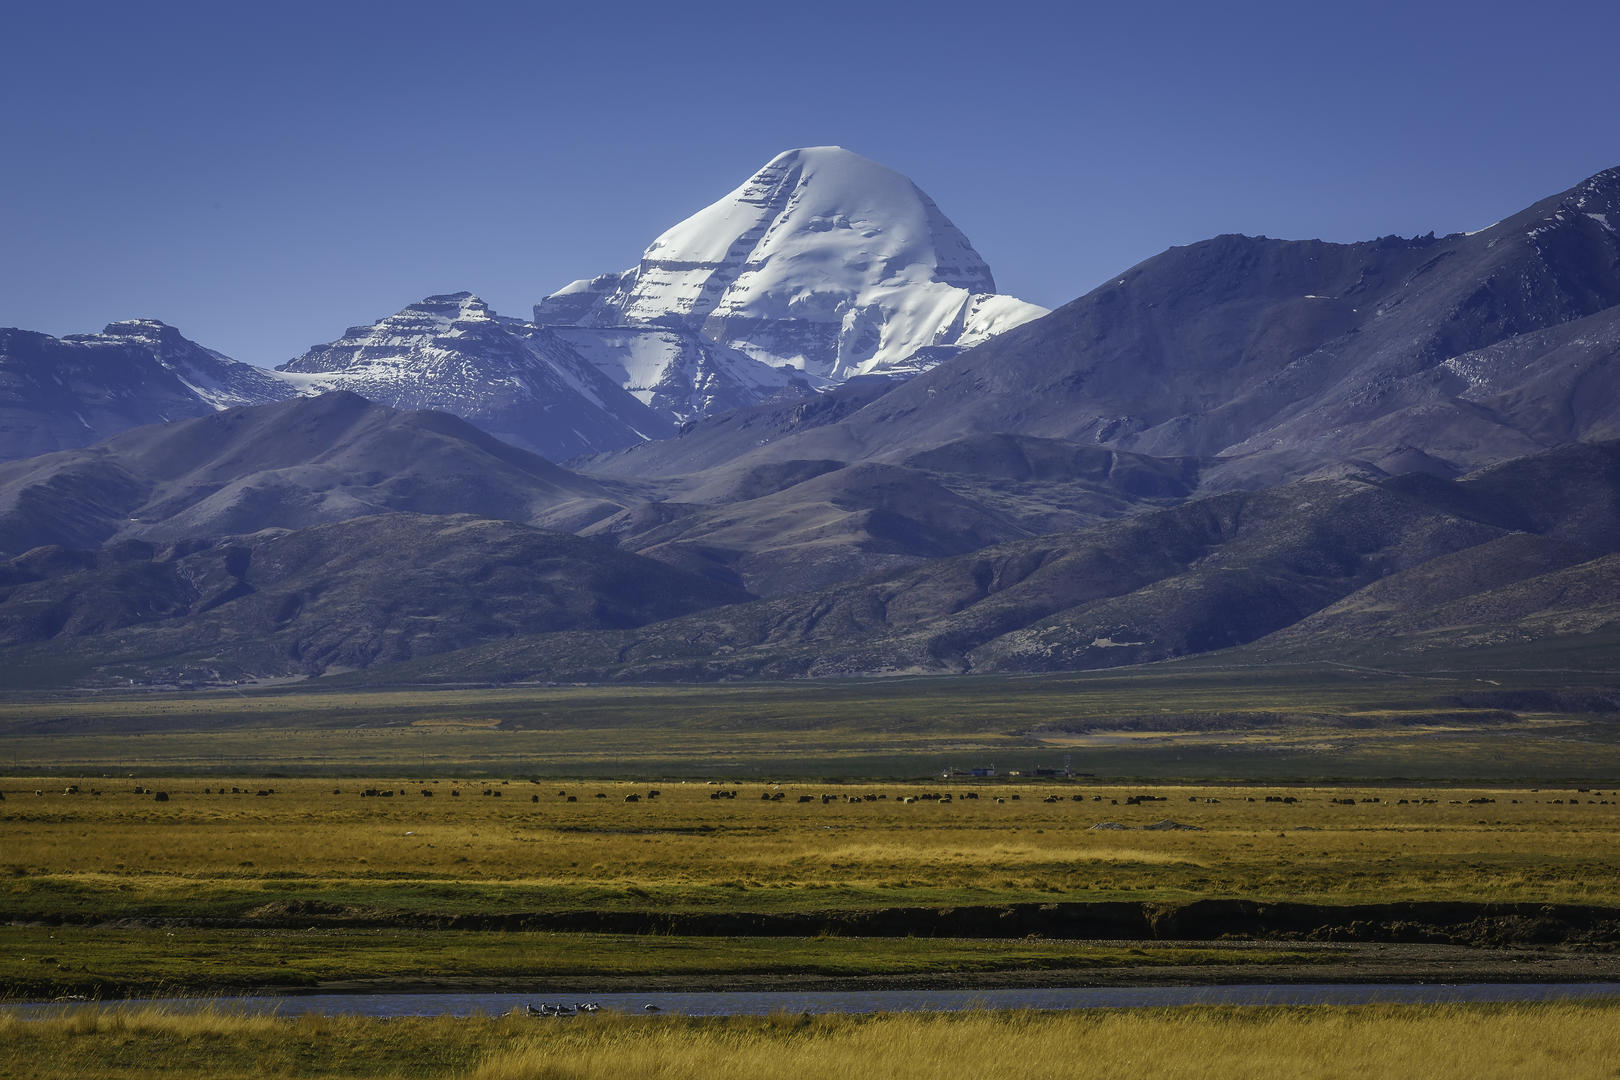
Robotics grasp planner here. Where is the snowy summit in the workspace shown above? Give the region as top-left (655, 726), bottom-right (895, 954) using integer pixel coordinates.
top-left (537, 146), bottom-right (1047, 380)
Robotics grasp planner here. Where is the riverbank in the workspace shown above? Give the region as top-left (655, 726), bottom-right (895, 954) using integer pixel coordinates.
top-left (297, 942), bottom-right (1620, 996)
top-left (4, 930), bottom-right (1615, 1000)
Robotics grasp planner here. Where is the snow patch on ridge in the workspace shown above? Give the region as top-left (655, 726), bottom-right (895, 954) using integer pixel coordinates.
top-left (92, 319), bottom-right (296, 410)
top-left (276, 293), bottom-right (673, 459)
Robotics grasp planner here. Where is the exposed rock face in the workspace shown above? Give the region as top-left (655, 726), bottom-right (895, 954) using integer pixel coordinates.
top-left (277, 292), bottom-right (673, 460)
top-left (535, 146), bottom-right (1048, 380)
top-left (0, 321), bottom-right (293, 462)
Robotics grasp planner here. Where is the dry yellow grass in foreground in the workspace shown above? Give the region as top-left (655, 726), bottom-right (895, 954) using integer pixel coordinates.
top-left (2, 1002), bottom-right (1618, 1080)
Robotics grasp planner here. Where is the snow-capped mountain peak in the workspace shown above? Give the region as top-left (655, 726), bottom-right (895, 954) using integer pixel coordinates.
top-left (536, 146), bottom-right (1047, 381)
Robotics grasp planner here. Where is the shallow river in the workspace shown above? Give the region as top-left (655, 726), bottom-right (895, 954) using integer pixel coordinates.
top-left (9, 983), bottom-right (1620, 1019)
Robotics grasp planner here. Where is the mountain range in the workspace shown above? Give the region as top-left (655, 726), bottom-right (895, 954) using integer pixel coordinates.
top-left (1, 147), bottom-right (1046, 464)
top-left (1, 160), bottom-right (1618, 689)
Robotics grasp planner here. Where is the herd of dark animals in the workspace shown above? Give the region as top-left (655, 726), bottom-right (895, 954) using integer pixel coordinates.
top-left (35, 782), bottom-right (1614, 808)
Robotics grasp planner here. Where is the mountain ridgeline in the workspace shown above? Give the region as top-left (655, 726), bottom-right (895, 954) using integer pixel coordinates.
top-left (656, 166), bottom-right (1620, 488)
top-left (2, 163), bottom-right (1619, 687)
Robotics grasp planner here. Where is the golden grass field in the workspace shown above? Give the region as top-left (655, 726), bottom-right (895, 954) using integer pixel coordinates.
top-left (3, 1001), bottom-right (1618, 1080)
top-left (6, 776), bottom-right (1618, 908)
top-left (4, 775), bottom-right (1618, 998)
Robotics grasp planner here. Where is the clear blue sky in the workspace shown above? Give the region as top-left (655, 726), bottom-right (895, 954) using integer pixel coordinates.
top-left (4, 0), bottom-right (1618, 367)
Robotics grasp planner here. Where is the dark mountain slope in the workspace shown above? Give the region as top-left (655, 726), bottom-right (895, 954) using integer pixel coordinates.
top-left (577, 374), bottom-right (900, 481)
top-left (1246, 441), bottom-right (1620, 658)
top-left (0, 392), bottom-right (623, 556)
top-left (0, 393), bottom-right (1197, 601)
top-left (900, 434), bottom-right (1197, 492)
top-left (581, 443), bottom-right (1199, 596)
top-left (898, 436), bottom-right (1201, 535)
top-left (0, 514), bottom-right (750, 686)
top-left (587, 460), bottom-right (1038, 596)
top-left (1251, 537), bottom-right (1620, 659)
top-left (377, 440), bottom-right (1620, 685)
top-left (1281, 302), bottom-right (1620, 481)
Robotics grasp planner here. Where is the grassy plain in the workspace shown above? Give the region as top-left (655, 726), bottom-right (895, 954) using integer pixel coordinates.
top-left (3, 1001), bottom-right (1619, 1080)
top-left (2, 666), bottom-right (1617, 1002)
top-left (3, 775), bottom-right (1619, 996)
top-left (7, 777), bottom-right (1620, 911)
top-left (1, 663), bottom-right (1618, 782)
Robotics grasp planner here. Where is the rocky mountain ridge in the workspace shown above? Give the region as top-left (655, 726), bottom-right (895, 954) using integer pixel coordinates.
top-left (0, 321), bottom-right (296, 462)
top-left (275, 292), bottom-right (683, 460)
